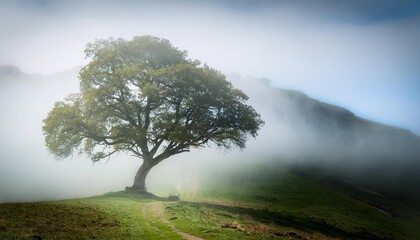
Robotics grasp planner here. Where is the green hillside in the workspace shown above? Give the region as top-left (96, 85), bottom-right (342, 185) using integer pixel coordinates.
top-left (1, 161), bottom-right (419, 240)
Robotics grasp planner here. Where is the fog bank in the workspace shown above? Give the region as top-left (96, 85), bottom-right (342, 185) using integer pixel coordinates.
top-left (1, 68), bottom-right (419, 203)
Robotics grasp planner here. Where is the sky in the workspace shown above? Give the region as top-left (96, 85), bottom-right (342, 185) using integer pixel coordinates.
top-left (1, 0), bottom-right (420, 202)
top-left (1, 0), bottom-right (420, 134)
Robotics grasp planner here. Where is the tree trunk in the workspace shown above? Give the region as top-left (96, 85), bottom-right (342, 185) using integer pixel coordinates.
top-left (129, 160), bottom-right (154, 192)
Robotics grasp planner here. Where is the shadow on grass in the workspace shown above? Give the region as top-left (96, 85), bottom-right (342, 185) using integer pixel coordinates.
top-left (184, 202), bottom-right (385, 240)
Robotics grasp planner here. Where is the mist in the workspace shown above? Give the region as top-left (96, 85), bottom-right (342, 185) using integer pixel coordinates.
top-left (1, 67), bottom-right (419, 205)
top-left (1, 1), bottom-right (420, 204)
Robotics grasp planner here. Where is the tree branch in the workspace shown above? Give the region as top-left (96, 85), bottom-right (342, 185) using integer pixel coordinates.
top-left (150, 138), bottom-right (164, 156)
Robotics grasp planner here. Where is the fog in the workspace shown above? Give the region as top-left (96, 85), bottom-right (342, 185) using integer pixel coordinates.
top-left (1, 67), bottom-right (419, 203)
top-left (1, 1), bottom-right (420, 203)
top-left (0, 67), bottom-right (141, 201)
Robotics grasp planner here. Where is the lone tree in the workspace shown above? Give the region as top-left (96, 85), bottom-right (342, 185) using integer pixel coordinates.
top-left (43, 36), bottom-right (264, 192)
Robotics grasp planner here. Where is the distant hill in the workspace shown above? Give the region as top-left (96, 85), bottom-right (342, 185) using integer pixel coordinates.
top-left (273, 87), bottom-right (419, 157)
top-left (0, 65), bottom-right (29, 85)
top-left (233, 77), bottom-right (420, 209)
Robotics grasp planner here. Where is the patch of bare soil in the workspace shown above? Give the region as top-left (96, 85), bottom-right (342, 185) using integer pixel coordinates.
top-left (220, 222), bottom-right (245, 231)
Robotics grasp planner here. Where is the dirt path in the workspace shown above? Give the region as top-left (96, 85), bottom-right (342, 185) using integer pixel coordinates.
top-left (141, 202), bottom-right (204, 240)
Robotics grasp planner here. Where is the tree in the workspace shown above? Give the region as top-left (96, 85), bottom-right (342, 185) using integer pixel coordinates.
top-left (43, 36), bottom-right (264, 193)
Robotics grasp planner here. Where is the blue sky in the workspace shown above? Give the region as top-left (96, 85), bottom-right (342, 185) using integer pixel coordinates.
top-left (1, 0), bottom-right (420, 134)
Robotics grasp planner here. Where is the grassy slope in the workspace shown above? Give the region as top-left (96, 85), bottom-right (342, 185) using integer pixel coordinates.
top-left (1, 161), bottom-right (419, 240)
top-left (0, 193), bottom-right (183, 240)
top-left (192, 161), bottom-right (420, 239)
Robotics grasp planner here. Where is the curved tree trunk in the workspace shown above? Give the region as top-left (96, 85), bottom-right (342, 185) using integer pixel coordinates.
top-left (129, 160), bottom-right (154, 192)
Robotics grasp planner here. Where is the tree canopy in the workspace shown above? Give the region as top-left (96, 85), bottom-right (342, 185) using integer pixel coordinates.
top-left (43, 35), bottom-right (264, 191)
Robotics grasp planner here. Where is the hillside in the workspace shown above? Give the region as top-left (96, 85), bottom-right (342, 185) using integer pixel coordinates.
top-left (1, 162), bottom-right (419, 240)
top-left (271, 87), bottom-right (420, 209)
top-left (233, 77), bottom-right (420, 210)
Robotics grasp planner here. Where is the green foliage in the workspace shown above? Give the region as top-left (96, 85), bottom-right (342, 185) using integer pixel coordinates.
top-left (43, 35), bottom-right (263, 166)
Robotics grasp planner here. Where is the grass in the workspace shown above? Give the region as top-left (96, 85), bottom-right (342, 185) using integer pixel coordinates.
top-left (194, 161), bottom-right (420, 239)
top-left (0, 193), bottom-right (182, 240)
top-left (1, 160), bottom-right (420, 239)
